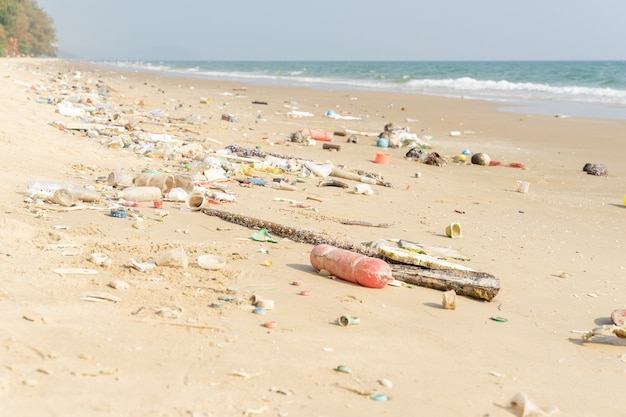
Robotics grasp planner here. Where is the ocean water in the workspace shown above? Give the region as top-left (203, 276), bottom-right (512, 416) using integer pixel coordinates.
top-left (99, 60), bottom-right (626, 120)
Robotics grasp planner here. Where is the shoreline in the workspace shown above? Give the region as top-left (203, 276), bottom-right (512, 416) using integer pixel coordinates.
top-left (90, 59), bottom-right (626, 121)
top-left (1, 58), bottom-right (625, 416)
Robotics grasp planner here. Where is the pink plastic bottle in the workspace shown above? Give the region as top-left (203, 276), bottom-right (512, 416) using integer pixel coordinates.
top-left (299, 129), bottom-right (333, 142)
top-left (310, 244), bottom-right (392, 289)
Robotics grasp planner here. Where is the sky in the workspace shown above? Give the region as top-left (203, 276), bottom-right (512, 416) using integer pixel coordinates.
top-left (36, 0), bottom-right (626, 61)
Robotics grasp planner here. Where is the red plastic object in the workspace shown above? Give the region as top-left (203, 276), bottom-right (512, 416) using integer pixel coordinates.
top-left (299, 128), bottom-right (333, 142)
top-left (508, 162), bottom-right (525, 169)
top-left (310, 244), bottom-right (392, 289)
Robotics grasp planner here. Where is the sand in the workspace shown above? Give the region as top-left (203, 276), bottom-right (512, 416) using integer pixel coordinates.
top-left (1, 58), bottom-right (625, 417)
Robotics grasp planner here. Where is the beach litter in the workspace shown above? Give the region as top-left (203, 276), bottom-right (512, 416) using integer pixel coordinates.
top-left (582, 162), bottom-right (608, 176)
top-left (441, 290), bottom-right (457, 310)
top-left (509, 392), bottom-right (559, 417)
top-left (337, 314), bottom-right (360, 326)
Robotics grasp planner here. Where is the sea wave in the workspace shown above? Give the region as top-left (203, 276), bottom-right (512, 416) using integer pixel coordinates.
top-left (99, 60), bottom-right (626, 107)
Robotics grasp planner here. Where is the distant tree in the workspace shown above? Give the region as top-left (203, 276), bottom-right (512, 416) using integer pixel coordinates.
top-left (0, 0), bottom-right (56, 56)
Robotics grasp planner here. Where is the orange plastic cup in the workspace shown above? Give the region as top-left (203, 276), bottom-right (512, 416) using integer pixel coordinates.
top-left (374, 152), bottom-right (391, 164)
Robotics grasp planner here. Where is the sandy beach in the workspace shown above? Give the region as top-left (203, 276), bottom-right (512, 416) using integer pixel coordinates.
top-left (1, 58), bottom-right (625, 417)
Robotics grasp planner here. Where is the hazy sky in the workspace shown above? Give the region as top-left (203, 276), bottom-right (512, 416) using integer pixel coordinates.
top-left (36, 0), bottom-right (626, 61)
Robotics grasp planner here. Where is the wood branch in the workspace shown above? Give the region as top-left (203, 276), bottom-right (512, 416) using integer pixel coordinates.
top-left (390, 263), bottom-right (500, 301)
top-left (201, 208), bottom-right (500, 301)
top-left (202, 208), bottom-right (377, 255)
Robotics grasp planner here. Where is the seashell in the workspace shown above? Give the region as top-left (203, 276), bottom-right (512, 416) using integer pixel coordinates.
top-left (378, 378), bottom-right (394, 389)
top-left (471, 152), bottom-right (491, 166)
top-left (108, 279), bottom-right (130, 290)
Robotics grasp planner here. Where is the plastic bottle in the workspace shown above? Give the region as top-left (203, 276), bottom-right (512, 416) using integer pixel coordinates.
top-left (173, 174), bottom-right (195, 193)
top-left (133, 173), bottom-right (175, 192)
top-left (299, 129), bottom-right (333, 142)
top-left (25, 181), bottom-right (101, 202)
top-left (117, 186), bottom-right (162, 202)
top-left (309, 244), bottom-right (393, 289)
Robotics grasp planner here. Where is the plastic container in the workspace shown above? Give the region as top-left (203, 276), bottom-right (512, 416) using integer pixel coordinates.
top-left (445, 222), bottom-right (462, 238)
top-left (133, 172), bottom-right (175, 192)
top-left (155, 246), bottom-right (188, 269)
top-left (516, 181), bottom-right (530, 193)
top-left (310, 244), bottom-right (393, 289)
top-left (110, 207), bottom-right (127, 218)
top-left (197, 254), bottom-right (226, 270)
top-left (117, 186), bottom-right (162, 202)
top-left (374, 152), bottom-right (391, 164)
top-left (299, 128), bottom-right (333, 142)
top-left (185, 192), bottom-right (207, 211)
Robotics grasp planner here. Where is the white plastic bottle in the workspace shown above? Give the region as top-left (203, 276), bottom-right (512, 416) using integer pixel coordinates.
top-left (117, 186), bottom-right (162, 202)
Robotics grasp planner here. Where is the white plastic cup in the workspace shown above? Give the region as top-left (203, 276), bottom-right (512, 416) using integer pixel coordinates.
top-left (52, 188), bottom-right (75, 206)
top-left (155, 246), bottom-right (188, 269)
top-left (516, 181), bottom-right (530, 194)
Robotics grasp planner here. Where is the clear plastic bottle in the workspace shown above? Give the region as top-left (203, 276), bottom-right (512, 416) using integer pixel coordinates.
top-left (117, 186), bottom-right (162, 202)
top-left (25, 181), bottom-right (101, 202)
top-left (133, 173), bottom-right (174, 192)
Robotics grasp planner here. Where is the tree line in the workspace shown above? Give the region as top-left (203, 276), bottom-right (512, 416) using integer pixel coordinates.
top-left (0, 0), bottom-right (56, 56)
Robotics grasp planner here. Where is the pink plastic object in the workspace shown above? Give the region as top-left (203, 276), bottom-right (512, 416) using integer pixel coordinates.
top-left (310, 244), bottom-right (392, 289)
top-left (299, 128), bottom-right (333, 142)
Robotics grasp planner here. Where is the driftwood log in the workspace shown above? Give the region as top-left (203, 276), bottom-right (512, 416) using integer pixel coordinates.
top-left (202, 208), bottom-right (500, 301)
top-left (390, 263), bottom-right (499, 301)
top-left (202, 208), bottom-right (374, 255)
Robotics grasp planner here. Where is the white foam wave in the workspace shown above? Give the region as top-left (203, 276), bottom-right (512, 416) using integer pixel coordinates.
top-left (405, 77), bottom-right (626, 105)
top-left (96, 61), bottom-right (626, 106)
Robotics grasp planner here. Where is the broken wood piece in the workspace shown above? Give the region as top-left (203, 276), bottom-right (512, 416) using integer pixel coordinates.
top-left (53, 268), bottom-right (99, 275)
top-left (202, 208), bottom-right (374, 255)
top-left (379, 245), bottom-right (474, 271)
top-left (390, 263), bottom-right (500, 301)
top-left (341, 220), bottom-right (393, 228)
top-left (306, 196), bottom-right (327, 203)
top-left (80, 292), bottom-right (121, 303)
top-left (322, 143), bottom-right (341, 151)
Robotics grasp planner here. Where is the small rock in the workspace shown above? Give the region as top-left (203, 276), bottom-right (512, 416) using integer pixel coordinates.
top-left (108, 280), bottom-right (130, 290)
